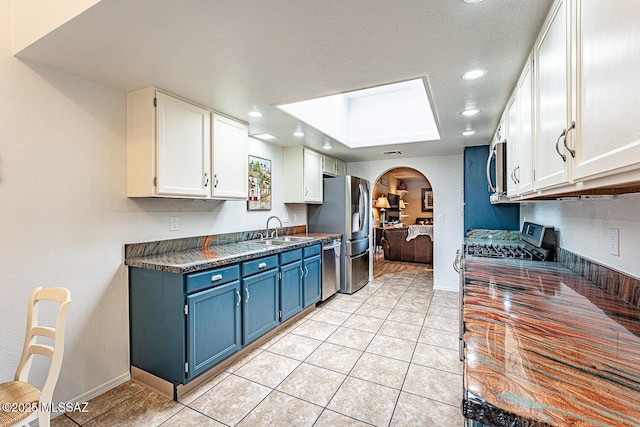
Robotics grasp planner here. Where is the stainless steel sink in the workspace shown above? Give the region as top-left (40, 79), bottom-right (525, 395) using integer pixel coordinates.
top-left (274, 236), bottom-right (314, 242)
top-left (253, 236), bottom-right (315, 246)
top-left (253, 239), bottom-right (293, 246)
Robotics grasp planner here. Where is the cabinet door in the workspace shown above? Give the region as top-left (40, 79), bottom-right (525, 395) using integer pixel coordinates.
top-left (280, 260), bottom-right (303, 322)
top-left (322, 156), bottom-right (336, 177)
top-left (212, 114), bottom-right (249, 200)
top-left (572, 0), bottom-right (640, 181)
top-left (516, 57), bottom-right (534, 194)
top-left (302, 255), bottom-right (321, 308)
top-left (242, 268), bottom-right (279, 345)
top-left (186, 281), bottom-right (241, 379)
top-left (303, 148), bottom-right (323, 203)
top-left (336, 160), bottom-right (347, 176)
top-left (156, 92), bottom-right (211, 197)
top-left (505, 96), bottom-right (519, 197)
top-left (535, 0), bottom-right (571, 190)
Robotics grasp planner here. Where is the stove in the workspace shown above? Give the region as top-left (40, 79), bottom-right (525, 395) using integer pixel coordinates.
top-left (465, 243), bottom-right (533, 260)
top-left (465, 222), bottom-right (556, 262)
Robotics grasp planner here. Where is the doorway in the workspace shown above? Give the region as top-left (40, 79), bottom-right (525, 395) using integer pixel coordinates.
top-left (371, 167), bottom-right (434, 278)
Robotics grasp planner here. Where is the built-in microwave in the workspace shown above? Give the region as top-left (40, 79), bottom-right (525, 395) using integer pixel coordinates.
top-left (487, 138), bottom-right (508, 204)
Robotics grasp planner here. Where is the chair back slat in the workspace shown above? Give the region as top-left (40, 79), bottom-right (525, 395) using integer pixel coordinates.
top-left (28, 343), bottom-right (55, 359)
top-left (30, 326), bottom-right (56, 340)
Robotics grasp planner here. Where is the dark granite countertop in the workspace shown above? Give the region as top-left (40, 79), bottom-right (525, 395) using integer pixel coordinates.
top-left (462, 257), bottom-right (640, 427)
top-left (125, 233), bottom-right (340, 274)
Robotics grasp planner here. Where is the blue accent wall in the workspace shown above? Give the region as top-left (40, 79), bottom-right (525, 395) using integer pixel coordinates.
top-left (464, 145), bottom-right (520, 232)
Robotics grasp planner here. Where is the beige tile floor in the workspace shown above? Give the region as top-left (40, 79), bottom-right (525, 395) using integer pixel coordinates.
top-left (53, 270), bottom-right (464, 427)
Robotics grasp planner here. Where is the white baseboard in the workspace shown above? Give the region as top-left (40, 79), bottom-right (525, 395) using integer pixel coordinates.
top-left (69, 372), bottom-right (131, 405)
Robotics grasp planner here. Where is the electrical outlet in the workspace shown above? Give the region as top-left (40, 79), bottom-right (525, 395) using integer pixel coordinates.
top-left (170, 216), bottom-right (179, 231)
top-left (283, 212), bottom-right (290, 223)
top-left (608, 227), bottom-right (619, 256)
top-left (293, 212), bottom-right (299, 222)
top-left (437, 214), bottom-right (445, 223)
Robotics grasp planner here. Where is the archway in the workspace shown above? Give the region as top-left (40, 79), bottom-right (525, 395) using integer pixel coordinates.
top-left (371, 167), bottom-right (434, 278)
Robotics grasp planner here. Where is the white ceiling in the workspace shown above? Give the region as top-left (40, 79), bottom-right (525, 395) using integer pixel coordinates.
top-left (14, 0), bottom-right (553, 162)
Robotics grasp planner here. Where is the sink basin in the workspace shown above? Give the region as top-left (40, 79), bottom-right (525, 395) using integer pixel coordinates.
top-left (274, 236), bottom-right (314, 242)
top-left (253, 239), bottom-right (293, 246)
top-left (253, 236), bottom-right (315, 246)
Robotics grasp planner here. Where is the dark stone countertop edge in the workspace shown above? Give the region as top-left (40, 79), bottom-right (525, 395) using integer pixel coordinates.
top-left (462, 396), bottom-right (552, 427)
top-left (125, 233), bottom-right (341, 274)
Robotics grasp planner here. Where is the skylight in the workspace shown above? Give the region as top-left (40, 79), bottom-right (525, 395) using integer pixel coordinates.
top-left (276, 78), bottom-right (440, 148)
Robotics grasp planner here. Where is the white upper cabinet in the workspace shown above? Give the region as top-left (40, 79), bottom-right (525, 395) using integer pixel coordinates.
top-left (211, 114), bottom-right (248, 200)
top-left (505, 54), bottom-right (535, 199)
top-left (530, 0), bottom-right (640, 196)
top-left (571, 0), bottom-right (640, 182)
top-left (506, 95), bottom-right (519, 197)
top-left (516, 55), bottom-right (534, 195)
top-left (534, 0), bottom-right (571, 190)
top-left (127, 88), bottom-right (211, 198)
top-left (322, 155), bottom-right (346, 177)
top-left (283, 146), bottom-right (323, 204)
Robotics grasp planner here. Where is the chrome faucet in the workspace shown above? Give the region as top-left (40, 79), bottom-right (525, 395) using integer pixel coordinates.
top-left (266, 216), bottom-right (283, 239)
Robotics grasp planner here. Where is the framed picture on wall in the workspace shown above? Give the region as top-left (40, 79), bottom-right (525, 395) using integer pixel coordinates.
top-left (421, 188), bottom-right (433, 212)
top-left (247, 155), bottom-right (272, 211)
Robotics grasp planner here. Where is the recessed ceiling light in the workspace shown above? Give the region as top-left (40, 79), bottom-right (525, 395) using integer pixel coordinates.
top-left (293, 130), bottom-right (305, 137)
top-left (462, 0), bottom-right (484, 3)
top-left (252, 133), bottom-right (278, 141)
top-left (322, 139), bottom-right (332, 150)
top-left (248, 111), bottom-right (263, 118)
top-left (462, 130), bottom-right (476, 136)
top-left (461, 108), bottom-right (480, 117)
top-left (462, 68), bottom-right (487, 80)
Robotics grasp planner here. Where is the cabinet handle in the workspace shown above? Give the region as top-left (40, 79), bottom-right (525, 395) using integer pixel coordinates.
top-left (510, 168), bottom-right (517, 184)
top-left (236, 290), bottom-right (241, 306)
top-left (304, 266), bottom-right (309, 277)
top-left (214, 174), bottom-right (219, 188)
top-left (245, 287), bottom-right (250, 303)
top-left (299, 267), bottom-right (304, 278)
top-left (258, 262), bottom-right (267, 269)
top-left (555, 128), bottom-right (567, 162)
top-left (204, 172), bottom-right (209, 187)
top-left (210, 274), bottom-right (223, 282)
top-left (515, 166), bottom-right (520, 184)
top-left (564, 121), bottom-right (576, 158)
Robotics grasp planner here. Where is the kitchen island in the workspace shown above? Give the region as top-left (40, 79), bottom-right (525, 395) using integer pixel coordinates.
top-left (462, 258), bottom-right (640, 426)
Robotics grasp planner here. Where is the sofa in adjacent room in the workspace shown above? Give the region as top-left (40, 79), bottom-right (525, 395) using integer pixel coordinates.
top-left (380, 227), bottom-right (433, 264)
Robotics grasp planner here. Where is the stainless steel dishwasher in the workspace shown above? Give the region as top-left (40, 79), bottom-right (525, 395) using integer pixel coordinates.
top-left (321, 238), bottom-right (341, 301)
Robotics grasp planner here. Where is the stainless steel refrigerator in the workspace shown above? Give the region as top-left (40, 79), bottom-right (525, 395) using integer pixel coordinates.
top-left (308, 176), bottom-right (370, 294)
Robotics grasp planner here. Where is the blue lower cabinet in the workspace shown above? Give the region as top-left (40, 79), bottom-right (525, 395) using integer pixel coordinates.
top-left (280, 260), bottom-right (303, 322)
top-left (186, 281), bottom-right (241, 379)
top-left (302, 253), bottom-right (321, 308)
top-left (242, 267), bottom-right (279, 345)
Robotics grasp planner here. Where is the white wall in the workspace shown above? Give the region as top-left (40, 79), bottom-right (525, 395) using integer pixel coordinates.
top-left (348, 155), bottom-right (464, 292)
top-left (520, 194), bottom-right (640, 277)
top-left (0, 0), bottom-right (304, 403)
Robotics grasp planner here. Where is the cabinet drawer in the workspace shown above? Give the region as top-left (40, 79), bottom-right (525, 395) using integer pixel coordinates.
top-left (280, 248), bottom-right (302, 265)
top-left (186, 265), bottom-right (240, 294)
top-left (303, 244), bottom-right (321, 258)
top-left (242, 255), bottom-right (278, 277)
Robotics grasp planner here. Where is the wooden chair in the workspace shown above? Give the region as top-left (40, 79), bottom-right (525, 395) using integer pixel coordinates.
top-left (0, 287), bottom-right (71, 427)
